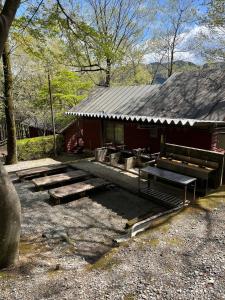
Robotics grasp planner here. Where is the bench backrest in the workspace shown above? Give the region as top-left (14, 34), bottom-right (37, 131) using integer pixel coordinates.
top-left (165, 153), bottom-right (219, 169)
top-left (161, 143), bottom-right (224, 187)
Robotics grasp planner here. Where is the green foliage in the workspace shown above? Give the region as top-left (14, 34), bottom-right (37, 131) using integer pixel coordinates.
top-left (112, 64), bottom-right (152, 85)
top-left (38, 69), bottom-right (93, 109)
top-left (17, 135), bottom-right (64, 161)
top-left (54, 113), bottom-right (76, 131)
top-left (208, 0), bottom-right (225, 26)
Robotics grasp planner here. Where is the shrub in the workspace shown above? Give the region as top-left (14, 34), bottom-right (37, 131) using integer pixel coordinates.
top-left (17, 135), bottom-right (64, 161)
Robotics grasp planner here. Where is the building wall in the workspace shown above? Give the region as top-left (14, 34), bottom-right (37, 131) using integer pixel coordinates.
top-left (82, 118), bottom-right (102, 149)
top-left (124, 123), bottom-right (167, 153)
top-left (63, 118), bottom-right (102, 151)
top-left (63, 118), bottom-right (214, 152)
top-left (165, 126), bottom-right (213, 150)
top-left (124, 124), bottom-right (213, 152)
top-left (63, 121), bottom-right (81, 152)
top-left (211, 129), bottom-right (225, 154)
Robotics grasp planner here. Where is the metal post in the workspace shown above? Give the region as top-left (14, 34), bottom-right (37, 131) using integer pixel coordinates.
top-left (184, 185), bottom-right (187, 205)
top-left (193, 180), bottom-right (196, 201)
top-left (138, 168), bottom-right (141, 192)
top-left (205, 178), bottom-right (208, 195)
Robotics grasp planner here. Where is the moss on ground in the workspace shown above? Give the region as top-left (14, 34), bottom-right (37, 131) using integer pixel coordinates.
top-left (123, 293), bottom-right (136, 300)
top-left (0, 272), bottom-right (8, 280)
top-left (148, 238), bottom-right (160, 247)
top-left (87, 248), bottom-right (121, 271)
top-left (165, 237), bottom-right (183, 246)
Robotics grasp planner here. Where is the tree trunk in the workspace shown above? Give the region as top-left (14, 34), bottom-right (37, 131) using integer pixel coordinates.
top-left (0, 163), bottom-right (21, 269)
top-left (105, 58), bottom-right (111, 87)
top-left (0, 0), bottom-right (21, 56)
top-left (168, 49), bottom-right (174, 78)
top-left (2, 40), bottom-right (17, 164)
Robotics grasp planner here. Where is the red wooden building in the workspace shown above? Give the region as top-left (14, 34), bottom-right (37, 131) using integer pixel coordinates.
top-left (64, 68), bottom-right (225, 153)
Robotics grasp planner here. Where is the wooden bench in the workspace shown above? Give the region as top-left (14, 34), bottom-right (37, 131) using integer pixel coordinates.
top-left (49, 178), bottom-right (108, 202)
top-left (32, 170), bottom-right (88, 188)
top-left (157, 157), bottom-right (214, 180)
top-left (16, 165), bottom-right (67, 181)
top-left (158, 143), bottom-right (225, 192)
top-left (156, 157), bottom-right (214, 194)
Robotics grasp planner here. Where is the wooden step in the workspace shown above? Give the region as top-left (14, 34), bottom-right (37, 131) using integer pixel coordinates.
top-left (32, 170), bottom-right (88, 188)
top-left (49, 178), bottom-right (108, 200)
top-left (16, 164), bottom-right (67, 180)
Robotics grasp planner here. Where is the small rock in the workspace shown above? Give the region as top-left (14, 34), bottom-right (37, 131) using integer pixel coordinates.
top-left (207, 278), bottom-right (215, 285)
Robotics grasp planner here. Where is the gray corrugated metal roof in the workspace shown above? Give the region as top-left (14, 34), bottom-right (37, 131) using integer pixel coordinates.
top-left (137, 68), bottom-right (225, 121)
top-left (69, 85), bottom-right (160, 115)
top-left (67, 68), bottom-right (225, 126)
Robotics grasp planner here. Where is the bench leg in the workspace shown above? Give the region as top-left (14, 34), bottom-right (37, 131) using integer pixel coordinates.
top-left (138, 169), bottom-right (141, 192)
top-left (193, 181), bottom-right (196, 201)
top-left (205, 179), bottom-right (208, 195)
top-left (184, 185), bottom-right (187, 205)
top-left (147, 174), bottom-right (150, 188)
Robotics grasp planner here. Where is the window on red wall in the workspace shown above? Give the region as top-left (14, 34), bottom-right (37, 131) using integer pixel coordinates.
top-left (115, 123), bottom-right (124, 143)
top-left (105, 122), bottom-right (114, 142)
top-left (218, 133), bottom-right (225, 149)
top-left (105, 121), bottom-right (124, 144)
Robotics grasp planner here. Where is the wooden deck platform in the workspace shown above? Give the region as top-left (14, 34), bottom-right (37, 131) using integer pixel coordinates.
top-left (16, 164), bottom-right (67, 180)
top-left (32, 170), bottom-right (88, 188)
top-left (49, 178), bottom-right (108, 200)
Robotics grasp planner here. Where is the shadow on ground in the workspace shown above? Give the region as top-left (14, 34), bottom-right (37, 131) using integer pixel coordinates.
top-left (14, 175), bottom-right (164, 265)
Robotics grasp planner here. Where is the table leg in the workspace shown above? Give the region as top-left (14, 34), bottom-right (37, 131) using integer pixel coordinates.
top-left (184, 185), bottom-right (187, 205)
top-left (138, 169), bottom-right (141, 192)
top-left (205, 178), bottom-right (208, 195)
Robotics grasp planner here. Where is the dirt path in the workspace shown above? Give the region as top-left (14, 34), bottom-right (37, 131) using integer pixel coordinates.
top-left (1, 159), bottom-right (225, 299)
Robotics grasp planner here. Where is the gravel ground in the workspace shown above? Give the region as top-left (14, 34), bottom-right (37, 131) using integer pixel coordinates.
top-left (1, 163), bottom-right (225, 299)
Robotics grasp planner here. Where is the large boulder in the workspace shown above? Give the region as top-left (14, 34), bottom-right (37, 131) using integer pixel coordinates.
top-left (0, 163), bottom-right (21, 269)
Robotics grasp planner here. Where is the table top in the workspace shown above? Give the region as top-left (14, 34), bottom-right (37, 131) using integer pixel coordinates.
top-left (140, 166), bottom-right (197, 185)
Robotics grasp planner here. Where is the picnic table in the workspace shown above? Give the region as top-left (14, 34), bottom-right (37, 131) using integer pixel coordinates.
top-left (139, 166), bottom-right (197, 207)
top-left (32, 170), bottom-right (88, 188)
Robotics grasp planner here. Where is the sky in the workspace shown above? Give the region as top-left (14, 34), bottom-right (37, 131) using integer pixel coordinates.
top-left (144, 24), bottom-right (225, 65)
top-left (14, 0), bottom-right (224, 65)
top-left (144, 26), bottom-right (206, 65)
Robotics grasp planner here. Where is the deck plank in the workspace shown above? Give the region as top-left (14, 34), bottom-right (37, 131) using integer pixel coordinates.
top-left (16, 165), bottom-right (67, 179)
top-left (32, 170), bottom-right (88, 187)
top-left (49, 178), bottom-right (108, 199)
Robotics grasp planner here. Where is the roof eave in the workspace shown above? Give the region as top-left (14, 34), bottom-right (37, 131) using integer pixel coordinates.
top-left (66, 111), bottom-right (225, 127)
